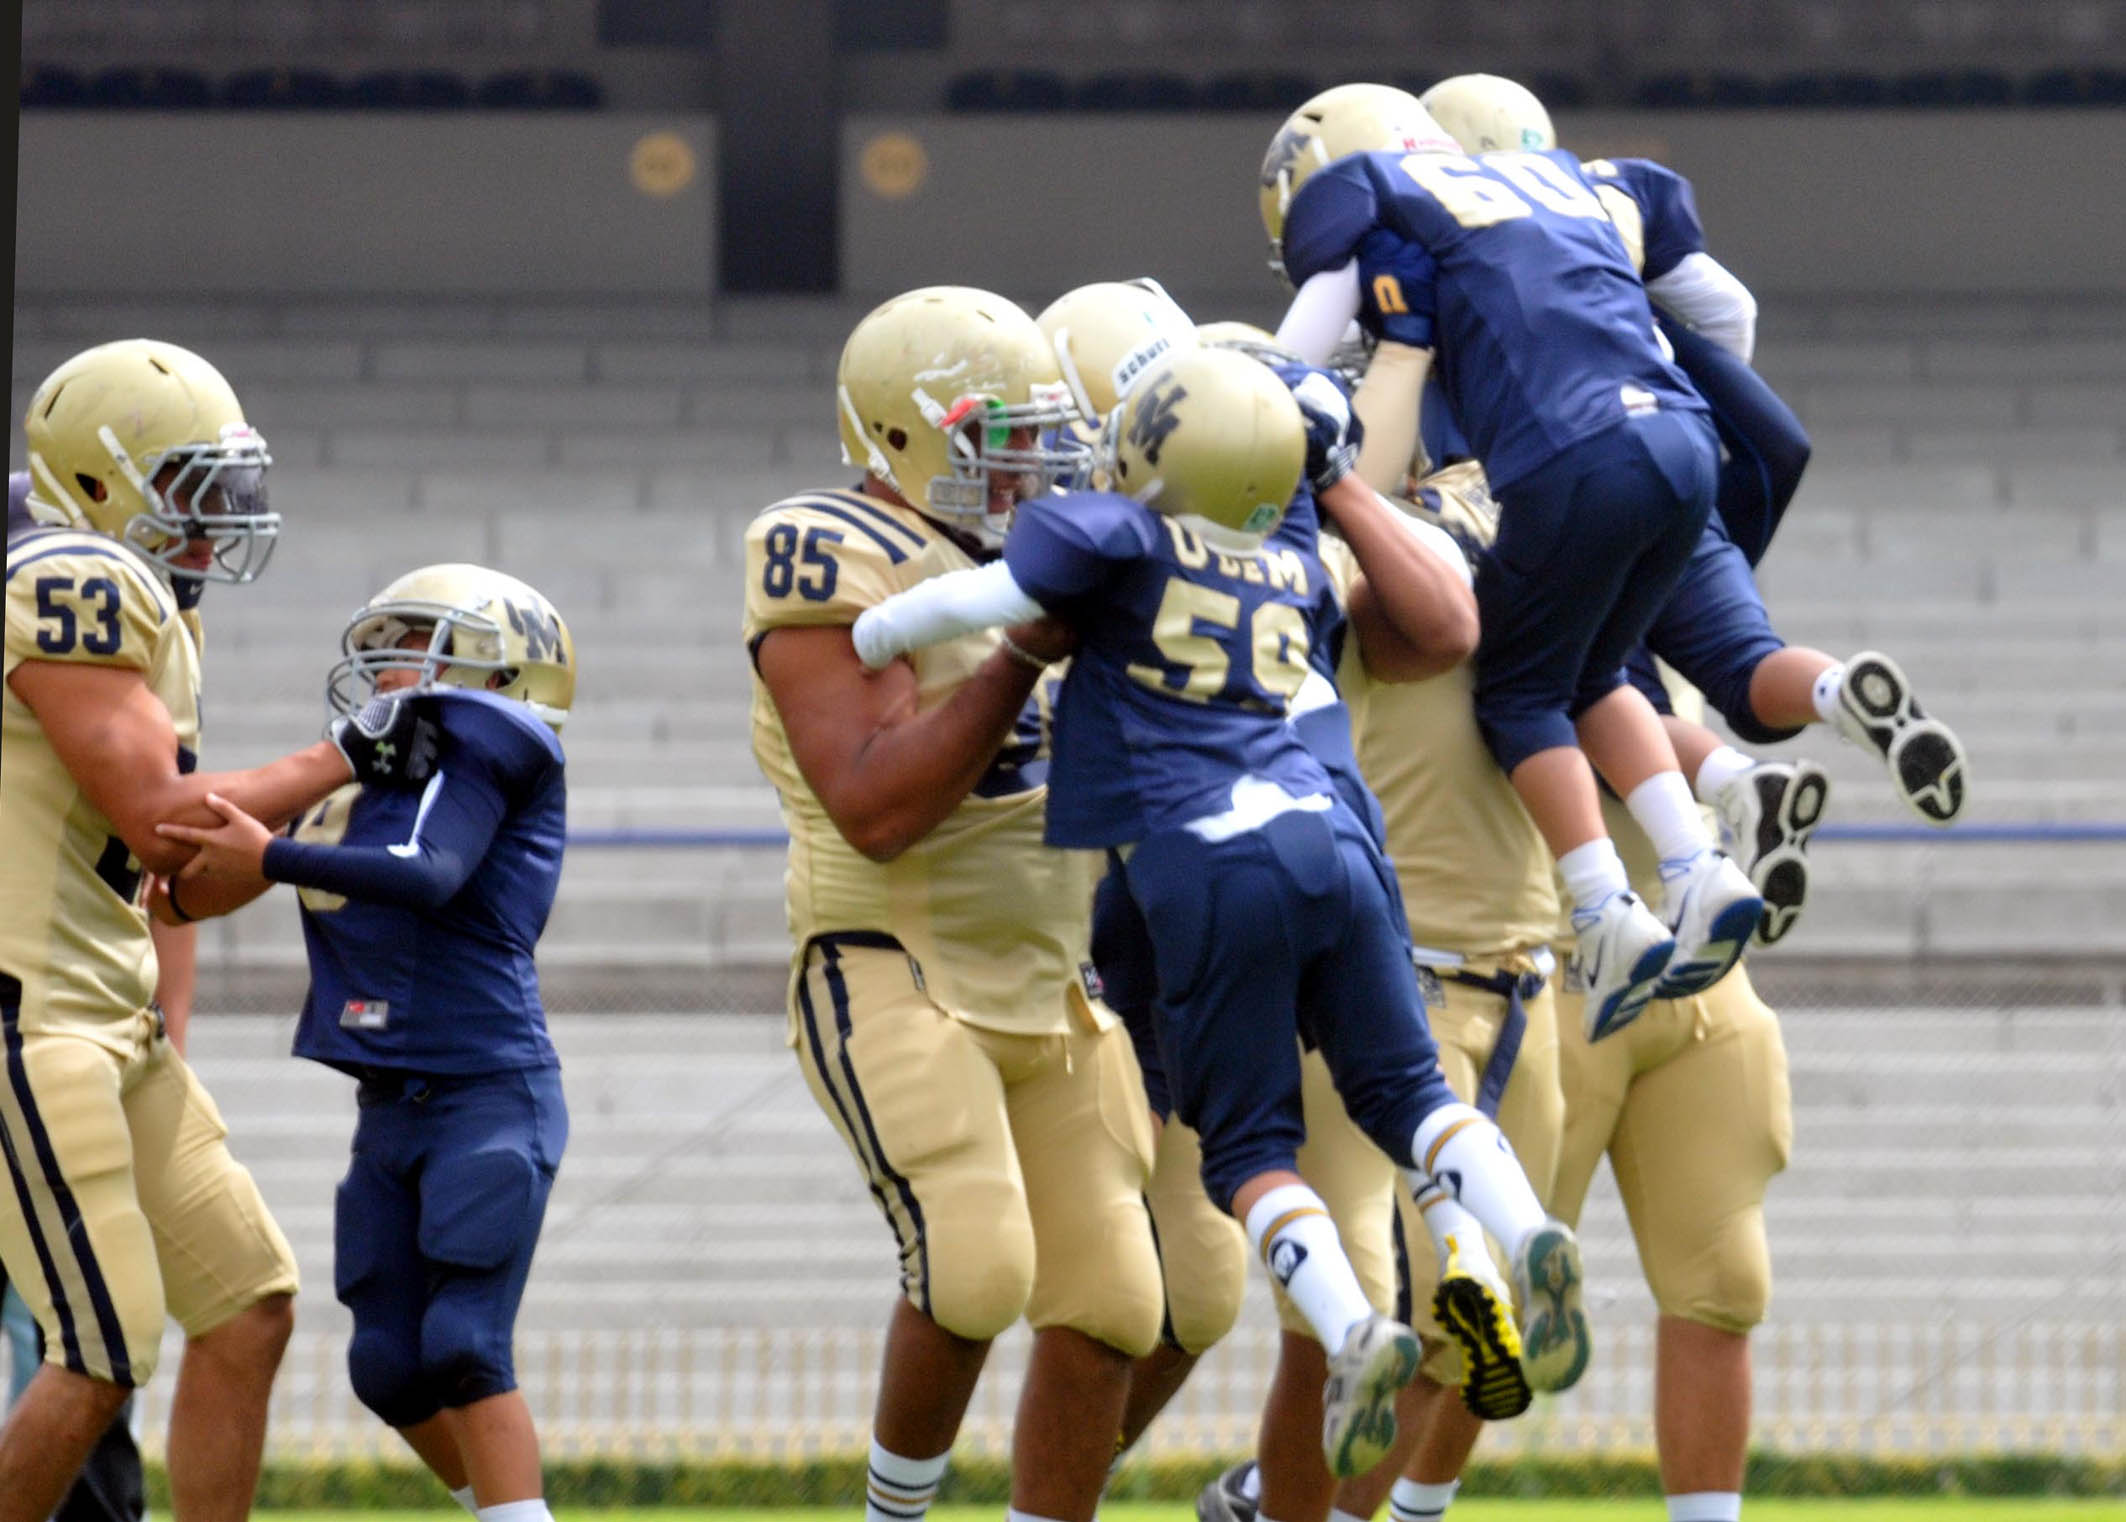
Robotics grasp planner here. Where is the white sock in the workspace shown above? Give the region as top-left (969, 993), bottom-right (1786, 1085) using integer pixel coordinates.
top-left (1667, 1493), bottom-right (1742, 1522)
top-left (1244, 1183), bottom-right (1374, 1356)
top-left (1411, 1177), bottom-right (1499, 1280)
top-left (868, 1440), bottom-right (949, 1522)
top-left (1625, 771), bottom-right (1714, 866)
top-left (450, 1487), bottom-right (479, 1515)
top-left (1331, 1508), bottom-right (1375, 1522)
top-left (1558, 837), bottom-right (1629, 914)
top-left (475, 1503), bottom-right (553, 1522)
top-left (1811, 663), bottom-right (1846, 723)
top-left (1389, 1477), bottom-right (1461, 1522)
top-left (1409, 1104), bottom-right (1546, 1259)
top-left (1239, 1462), bottom-right (1262, 1503)
top-left (1692, 745), bottom-right (1757, 804)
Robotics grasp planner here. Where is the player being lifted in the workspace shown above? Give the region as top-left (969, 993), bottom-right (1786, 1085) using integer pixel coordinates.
top-left (853, 344), bottom-right (1588, 1479)
top-left (1415, 72), bottom-right (1969, 943)
top-left (745, 288), bottom-right (1165, 1522)
top-left (0, 339), bottom-right (434, 1522)
top-left (154, 565), bottom-right (578, 1522)
top-left (1258, 85), bottom-right (1762, 1039)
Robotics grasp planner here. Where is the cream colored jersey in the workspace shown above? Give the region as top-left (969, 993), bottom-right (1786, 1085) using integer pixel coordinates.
top-left (3, 531), bottom-right (202, 1049)
top-left (743, 488), bottom-right (1107, 1038)
top-left (1318, 482), bottom-right (1559, 957)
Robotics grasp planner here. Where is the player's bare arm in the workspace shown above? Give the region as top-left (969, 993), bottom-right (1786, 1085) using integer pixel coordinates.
top-left (756, 620), bottom-right (1061, 863)
top-left (8, 658), bottom-right (350, 877)
top-left (1318, 474), bottom-right (1477, 683)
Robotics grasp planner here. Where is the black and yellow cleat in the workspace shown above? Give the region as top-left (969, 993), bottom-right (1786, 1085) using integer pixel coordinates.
top-left (1513, 1220), bottom-right (1592, 1394)
top-left (1431, 1238), bottom-right (1533, 1420)
top-left (1321, 1313), bottom-right (1421, 1478)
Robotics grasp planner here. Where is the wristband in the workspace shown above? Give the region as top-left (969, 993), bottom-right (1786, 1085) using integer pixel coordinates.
top-left (163, 877), bottom-right (196, 924)
top-left (996, 631), bottom-right (1051, 671)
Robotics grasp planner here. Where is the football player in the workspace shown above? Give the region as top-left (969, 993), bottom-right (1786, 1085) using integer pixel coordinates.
top-left (155, 564), bottom-right (576, 1522)
top-left (1260, 85), bottom-right (1762, 1041)
top-left (743, 287), bottom-right (1165, 1522)
top-left (1195, 459), bottom-right (1573, 1522)
top-left (1417, 72), bottom-right (1969, 943)
top-left (0, 340), bottom-right (434, 1522)
top-left (853, 345), bottom-right (1587, 1481)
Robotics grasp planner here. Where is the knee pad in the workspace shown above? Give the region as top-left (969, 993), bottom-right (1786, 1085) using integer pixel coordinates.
top-left (347, 1324), bottom-right (437, 1427)
top-left (421, 1294), bottom-right (520, 1411)
top-left (921, 1224), bottom-right (1035, 1343)
top-left (1653, 1206), bottom-right (1775, 1335)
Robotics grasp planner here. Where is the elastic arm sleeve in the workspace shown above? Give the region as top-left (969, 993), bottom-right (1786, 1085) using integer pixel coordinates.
top-left (262, 766), bottom-right (508, 911)
top-left (1351, 341), bottom-right (1433, 492)
top-left (850, 561), bottom-right (1045, 671)
top-left (1275, 262), bottom-right (1363, 366)
top-left (1645, 251), bottom-right (1759, 363)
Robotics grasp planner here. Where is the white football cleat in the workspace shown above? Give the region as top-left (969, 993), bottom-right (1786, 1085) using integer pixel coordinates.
top-left (1320, 1312), bottom-right (1420, 1479)
top-left (1712, 759), bottom-right (1831, 946)
top-left (1830, 651), bottom-right (1968, 826)
top-left (1653, 850), bottom-right (1763, 998)
top-left (1511, 1220), bottom-right (1591, 1395)
top-left (1569, 890), bottom-right (1674, 1042)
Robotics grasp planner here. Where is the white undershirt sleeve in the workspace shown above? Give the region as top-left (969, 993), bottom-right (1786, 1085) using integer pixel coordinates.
top-left (1275, 262), bottom-right (1364, 366)
top-left (851, 561), bottom-right (1045, 670)
top-left (1644, 251), bottom-right (1759, 363)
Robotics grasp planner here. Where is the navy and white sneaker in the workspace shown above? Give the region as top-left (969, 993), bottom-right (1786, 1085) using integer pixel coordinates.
top-left (1831, 651), bottom-right (1968, 826)
top-left (1196, 1462), bottom-right (1258, 1522)
top-left (1569, 890), bottom-right (1674, 1041)
top-left (1712, 759), bottom-right (1831, 946)
top-left (1653, 851), bottom-right (1763, 998)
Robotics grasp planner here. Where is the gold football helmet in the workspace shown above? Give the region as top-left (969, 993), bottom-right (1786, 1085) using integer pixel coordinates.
top-left (836, 286), bottom-right (1083, 549)
top-left (326, 563), bottom-right (576, 733)
top-left (1194, 319), bottom-right (1300, 366)
top-left (1420, 74), bottom-right (1557, 153)
top-left (1260, 83), bottom-right (1456, 276)
top-left (22, 338), bottom-right (277, 588)
top-left (1036, 278), bottom-right (1198, 423)
top-left (1102, 346), bottom-right (1305, 548)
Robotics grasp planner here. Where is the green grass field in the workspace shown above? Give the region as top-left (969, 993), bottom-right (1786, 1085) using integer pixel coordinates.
top-left (261, 1505), bottom-right (2126, 1521)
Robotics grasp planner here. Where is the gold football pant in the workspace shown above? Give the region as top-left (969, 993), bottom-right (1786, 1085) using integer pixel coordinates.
top-left (0, 997), bottom-right (299, 1388)
top-left (1143, 1116), bottom-right (1249, 1355)
top-left (790, 936), bottom-right (1164, 1356)
top-left (1551, 957), bottom-right (1793, 1333)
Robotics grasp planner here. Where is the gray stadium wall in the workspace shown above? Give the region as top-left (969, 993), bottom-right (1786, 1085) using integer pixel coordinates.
top-left (14, 115), bottom-right (719, 296)
top-left (16, 110), bottom-right (2126, 299)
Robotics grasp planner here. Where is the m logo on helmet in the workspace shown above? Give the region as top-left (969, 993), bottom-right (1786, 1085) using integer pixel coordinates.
top-left (1128, 380), bottom-right (1187, 467)
top-left (506, 600), bottom-right (565, 665)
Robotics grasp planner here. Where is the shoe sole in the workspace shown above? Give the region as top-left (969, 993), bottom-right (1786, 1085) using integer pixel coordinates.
top-left (1517, 1226), bottom-right (1591, 1395)
top-left (1433, 1272), bottom-right (1533, 1421)
top-left (1840, 653), bottom-right (1968, 825)
top-left (1584, 936), bottom-right (1674, 1042)
top-left (1655, 893), bottom-right (1763, 998)
top-left (1324, 1324), bottom-right (1420, 1479)
top-left (1751, 762), bottom-right (1829, 946)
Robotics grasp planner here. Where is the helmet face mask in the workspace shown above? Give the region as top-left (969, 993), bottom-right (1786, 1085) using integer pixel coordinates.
top-left (325, 564), bottom-right (576, 733)
top-left (836, 286), bottom-right (1088, 550)
top-left (25, 339), bottom-right (280, 589)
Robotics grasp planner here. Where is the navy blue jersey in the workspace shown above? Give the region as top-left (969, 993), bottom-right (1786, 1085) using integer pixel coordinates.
top-left (276, 689), bottom-right (566, 1077)
top-left (1004, 489), bottom-right (1339, 848)
top-left (5, 472), bottom-right (30, 541)
top-left (1282, 148), bottom-right (1704, 492)
top-left (1582, 157), bottom-right (1707, 282)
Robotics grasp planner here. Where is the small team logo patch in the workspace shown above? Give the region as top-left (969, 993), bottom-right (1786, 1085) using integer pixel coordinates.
top-left (1079, 961), bottom-right (1106, 1001)
top-left (1415, 966), bottom-right (1446, 1010)
top-left (1267, 1238), bottom-right (1310, 1286)
top-left (339, 998), bottom-right (390, 1030)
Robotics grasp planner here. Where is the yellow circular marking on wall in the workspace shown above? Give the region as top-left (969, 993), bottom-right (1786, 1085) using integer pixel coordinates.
top-left (629, 131), bottom-right (697, 198)
top-left (860, 131), bottom-right (929, 200)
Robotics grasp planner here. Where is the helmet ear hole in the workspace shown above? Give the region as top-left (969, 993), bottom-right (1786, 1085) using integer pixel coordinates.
top-left (75, 472), bottom-right (107, 503)
top-left (885, 427), bottom-right (907, 450)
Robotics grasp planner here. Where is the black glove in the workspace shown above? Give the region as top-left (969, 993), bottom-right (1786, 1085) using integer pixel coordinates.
top-left (329, 694), bottom-right (441, 788)
top-left (1286, 365), bottom-right (1366, 493)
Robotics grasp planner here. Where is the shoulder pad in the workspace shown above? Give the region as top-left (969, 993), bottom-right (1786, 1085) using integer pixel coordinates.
top-left (6, 536), bottom-right (173, 673)
top-left (1282, 155), bottom-right (1386, 288)
top-left (744, 491), bottom-right (932, 642)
